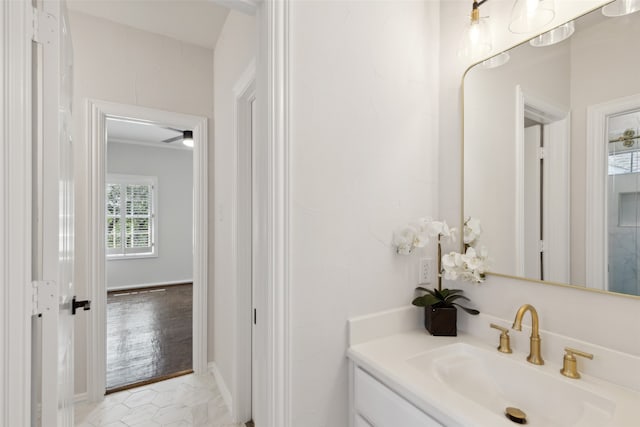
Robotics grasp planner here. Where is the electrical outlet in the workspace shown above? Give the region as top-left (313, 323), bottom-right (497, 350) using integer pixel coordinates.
top-left (419, 257), bottom-right (435, 284)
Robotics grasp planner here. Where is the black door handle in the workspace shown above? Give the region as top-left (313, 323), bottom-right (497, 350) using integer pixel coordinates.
top-left (72, 296), bottom-right (91, 315)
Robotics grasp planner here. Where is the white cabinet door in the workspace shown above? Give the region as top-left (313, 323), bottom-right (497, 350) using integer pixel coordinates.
top-left (354, 368), bottom-right (442, 427)
top-left (36, 1), bottom-right (75, 425)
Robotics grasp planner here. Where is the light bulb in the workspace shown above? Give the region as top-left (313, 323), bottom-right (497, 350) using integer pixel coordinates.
top-left (182, 130), bottom-right (194, 148)
top-left (459, 16), bottom-right (492, 61)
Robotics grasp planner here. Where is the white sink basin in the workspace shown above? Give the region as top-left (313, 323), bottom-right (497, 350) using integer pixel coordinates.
top-left (407, 343), bottom-right (616, 427)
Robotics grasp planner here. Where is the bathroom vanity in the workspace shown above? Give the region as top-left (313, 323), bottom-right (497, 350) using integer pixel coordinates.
top-left (347, 306), bottom-right (640, 427)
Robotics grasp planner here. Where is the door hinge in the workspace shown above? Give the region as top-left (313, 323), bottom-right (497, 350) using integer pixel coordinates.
top-left (537, 147), bottom-right (546, 160)
top-left (32, 8), bottom-right (56, 45)
top-left (538, 240), bottom-right (546, 253)
top-left (31, 280), bottom-right (57, 316)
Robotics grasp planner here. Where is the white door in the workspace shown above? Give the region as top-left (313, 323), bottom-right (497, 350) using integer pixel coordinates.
top-left (35, 0), bottom-right (76, 425)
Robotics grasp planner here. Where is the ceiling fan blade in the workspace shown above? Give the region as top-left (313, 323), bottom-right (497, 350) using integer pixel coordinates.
top-left (163, 126), bottom-right (184, 133)
top-left (162, 135), bottom-right (183, 143)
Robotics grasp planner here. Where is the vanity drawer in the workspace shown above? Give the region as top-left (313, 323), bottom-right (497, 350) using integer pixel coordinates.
top-left (354, 367), bottom-right (442, 427)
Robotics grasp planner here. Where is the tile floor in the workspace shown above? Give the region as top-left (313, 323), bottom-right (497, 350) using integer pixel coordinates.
top-left (75, 373), bottom-right (244, 427)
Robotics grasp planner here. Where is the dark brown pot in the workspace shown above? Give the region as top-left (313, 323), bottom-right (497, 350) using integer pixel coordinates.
top-left (424, 305), bottom-right (457, 336)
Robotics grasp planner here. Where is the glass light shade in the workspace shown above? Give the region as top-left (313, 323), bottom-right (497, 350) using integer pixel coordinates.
top-left (509, 0), bottom-right (556, 34)
top-left (458, 17), bottom-right (492, 61)
top-left (529, 21), bottom-right (574, 47)
top-left (482, 52), bottom-right (510, 69)
top-left (602, 0), bottom-right (640, 17)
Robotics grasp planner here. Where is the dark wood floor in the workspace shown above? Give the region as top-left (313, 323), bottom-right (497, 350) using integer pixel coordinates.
top-left (106, 283), bottom-right (193, 392)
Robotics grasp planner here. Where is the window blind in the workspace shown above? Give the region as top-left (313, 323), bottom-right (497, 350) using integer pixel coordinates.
top-left (106, 175), bottom-right (156, 257)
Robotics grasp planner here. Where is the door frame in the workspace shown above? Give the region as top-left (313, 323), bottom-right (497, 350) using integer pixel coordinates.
top-left (514, 85), bottom-right (570, 280)
top-left (231, 60), bottom-right (256, 422)
top-left (85, 100), bottom-right (208, 400)
top-left (1, 0), bottom-right (35, 425)
top-left (1, 0), bottom-right (293, 425)
top-left (586, 93), bottom-right (640, 291)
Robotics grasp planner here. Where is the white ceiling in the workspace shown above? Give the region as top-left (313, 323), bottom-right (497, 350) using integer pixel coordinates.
top-left (66, 0), bottom-right (230, 49)
top-left (107, 117), bottom-right (191, 149)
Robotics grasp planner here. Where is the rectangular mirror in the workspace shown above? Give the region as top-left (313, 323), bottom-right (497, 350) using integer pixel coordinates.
top-left (463, 5), bottom-right (640, 297)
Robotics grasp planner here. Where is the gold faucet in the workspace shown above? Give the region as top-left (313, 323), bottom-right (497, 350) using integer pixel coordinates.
top-left (512, 304), bottom-right (544, 365)
top-left (560, 347), bottom-right (594, 379)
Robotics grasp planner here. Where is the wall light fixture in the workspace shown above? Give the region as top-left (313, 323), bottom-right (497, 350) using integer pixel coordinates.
top-left (602, 0), bottom-right (640, 17)
top-left (509, 0), bottom-right (555, 34)
top-left (459, 0), bottom-right (492, 61)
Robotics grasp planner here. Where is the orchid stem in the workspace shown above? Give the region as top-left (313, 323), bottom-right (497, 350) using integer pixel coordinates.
top-left (437, 235), bottom-right (442, 291)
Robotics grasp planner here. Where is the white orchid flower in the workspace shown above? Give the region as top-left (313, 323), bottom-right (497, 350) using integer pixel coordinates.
top-left (392, 226), bottom-right (418, 255)
top-left (441, 246), bottom-right (490, 284)
top-left (463, 216), bottom-right (482, 245)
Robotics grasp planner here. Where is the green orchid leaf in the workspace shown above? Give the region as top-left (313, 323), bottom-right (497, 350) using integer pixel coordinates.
top-left (433, 288), bottom-right (446, 300)
top-left (412, 296), bottom-right (425, 306)
top-left (452, 303), bottom-right (480, 315)
top-left (444, 294), bottom-right (470, 303)
top-left (422, 295), bottom-right (441, 306)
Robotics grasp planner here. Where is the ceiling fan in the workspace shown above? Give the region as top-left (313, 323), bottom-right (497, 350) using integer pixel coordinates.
top-left (162, 128), bottom-right (194, 147)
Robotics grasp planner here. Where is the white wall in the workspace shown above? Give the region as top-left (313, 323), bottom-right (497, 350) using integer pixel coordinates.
top-left (289, 1), bottom-right (440, 425)
top-left (440, 0), bottom-right (640, 361)
top-left (212, 9), bottom-right (256, 404)
top-left (106, 142), bottom-right (193, 290)
top-left (69, 10), bottom-right (214, 394)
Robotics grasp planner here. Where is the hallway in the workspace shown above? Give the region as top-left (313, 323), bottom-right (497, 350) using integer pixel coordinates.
top-left (75, 373), bottom-right (241, 427)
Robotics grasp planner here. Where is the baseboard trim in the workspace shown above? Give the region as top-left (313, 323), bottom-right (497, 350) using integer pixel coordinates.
top-left (107, 279), bottom-right (193, 292)
top-left (208, 362), bottom-right (233, 415)
top-left (74, 392), bottom-right (88, 404)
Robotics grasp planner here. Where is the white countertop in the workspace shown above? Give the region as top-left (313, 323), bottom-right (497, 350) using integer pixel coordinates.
top-left (347, 325), bottom-right (640, 426)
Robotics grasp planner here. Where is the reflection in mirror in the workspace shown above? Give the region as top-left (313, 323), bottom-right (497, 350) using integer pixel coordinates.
top-left (464, 6), bottom-right (640, 297)
top-left (608, 110), bottom-right (640, 295)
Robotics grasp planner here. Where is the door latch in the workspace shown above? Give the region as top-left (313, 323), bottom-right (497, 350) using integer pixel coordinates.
top-left (72, 296), bottom-right (91, 315)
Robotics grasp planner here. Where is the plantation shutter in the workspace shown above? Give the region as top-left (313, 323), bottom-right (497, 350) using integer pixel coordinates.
top-left (106, 175), bottom-right (156, 257)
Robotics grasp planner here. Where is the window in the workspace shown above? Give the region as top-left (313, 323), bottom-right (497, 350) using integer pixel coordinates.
top-left (106, 174), bottom-right (157, 259)
top-left (608, 151), bottom-right (640, 175)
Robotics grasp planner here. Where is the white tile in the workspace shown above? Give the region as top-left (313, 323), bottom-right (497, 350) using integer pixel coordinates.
top-left (86, 403), bottom-right (131, 426)
top-left (190, 402), bottom-right (208, 426)
top-left (124, 389), bottom-right (158, 408)
top-left (128, 421), bottom-right (161, 427)
top-left (104, 390), bottom-right (132, 406)
top-left (75, 374), bottom-right (236, 427)
top-left (162, 421), bottom-right (190, 427)
top-left (102, 422), bottom-right (128, 427)
top-left (120, 403), bottom-right (159, 425)
top-left (152, 405), bottom-right (191, 424)
top-left (151, 390), bottom-right (176, 408)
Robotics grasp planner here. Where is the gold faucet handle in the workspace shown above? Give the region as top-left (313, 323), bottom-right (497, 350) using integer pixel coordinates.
top-left (560, 347), bottom-right (594, 379)
top-left (490, 323), bottom-right (512, 353)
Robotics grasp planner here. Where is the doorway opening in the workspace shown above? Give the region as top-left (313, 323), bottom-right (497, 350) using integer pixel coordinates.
top-left (87, 101), bottom-right (209, 401)
top-left (516, 86), bottom-right (571, 283)
top-left (103, 117), bottom-right (195, 392)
